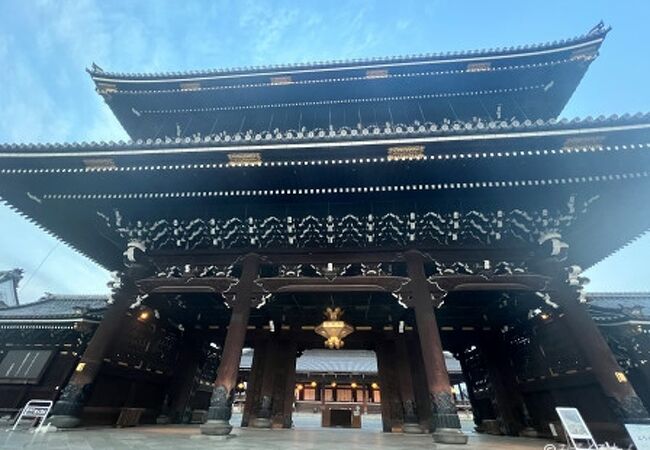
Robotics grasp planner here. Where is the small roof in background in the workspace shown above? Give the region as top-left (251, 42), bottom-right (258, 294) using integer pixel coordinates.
top-left (240, 348), bottom-right (462, 374)
top-left (0, 294), bottom-right (107, 320)
top-left (587, 292), bottom-right (650, 322)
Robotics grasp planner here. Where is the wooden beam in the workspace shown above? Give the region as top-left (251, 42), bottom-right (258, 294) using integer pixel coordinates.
top-left (149, 247), bottom-right (532, 267)
top-left (259, 276), bottom-right (409, 293)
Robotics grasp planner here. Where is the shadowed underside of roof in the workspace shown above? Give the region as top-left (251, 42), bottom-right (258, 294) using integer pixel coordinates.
top-left (1, 111), bottom-right (649, 274)
top-left (0, 23), bottom-right (647, 283)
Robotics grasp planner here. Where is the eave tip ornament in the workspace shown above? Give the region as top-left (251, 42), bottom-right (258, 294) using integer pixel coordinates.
top-left (315, 307), bottom-right (354, 349)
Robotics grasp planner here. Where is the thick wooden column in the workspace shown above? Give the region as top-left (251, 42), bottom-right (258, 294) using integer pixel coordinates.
top-left (480, 333), bottom-right (528, 436)
top-left (166, 332), bottom-right (204, 423)
top-left (49, 276), bottom-right (138, 428)
top-left (376, 339), bottom-right (403, 432)
top-left (395, 334), bottom-right (424, 433)
top-left (251, 338), bottom-right (278, 427)
top-left (457, 351), bottom-right (483, 430)
top-left (241, 339), bottom-right (267, 427)
top-left (272, 338), bottom-right (297, 428)
top-left (405, 251), bottom-right (467, 444)
top-left (557, 286), bottom-right (649, 424)
top-left (408, 333), bottom-right (433, 432)
top-left (201, 254), bottom-right (260, 435)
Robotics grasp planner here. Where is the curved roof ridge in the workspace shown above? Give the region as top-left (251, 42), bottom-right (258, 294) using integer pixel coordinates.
top-left (44, 293), bottom-right (108, 300)
top-left (587, 292), bottom-right (650, 297)
top-left (87, 23), bottom-right (610, 80)
top-left (2, 110), bottom-right (647, 153)
top-left (0, 296), bottom-right (55, 311)
top-left (0, 293), bottom-right (108, 319)
top-left (0, 293), bottom-right (108, 311)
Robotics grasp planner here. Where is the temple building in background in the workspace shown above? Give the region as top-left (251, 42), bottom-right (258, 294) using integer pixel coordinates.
top-left (0, 269), bottom-right (22, 308)
top-left (1, 22), bottom-right (650, 445)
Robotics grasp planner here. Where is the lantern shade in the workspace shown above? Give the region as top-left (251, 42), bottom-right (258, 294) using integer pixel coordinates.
top-left (314, 307), bottom-right (354, 349)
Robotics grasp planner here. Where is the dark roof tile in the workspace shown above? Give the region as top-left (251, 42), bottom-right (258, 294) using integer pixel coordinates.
top-left (239, 348), bottom-right (461, 374)
top-left (0, 294), bottom-right (107, 319)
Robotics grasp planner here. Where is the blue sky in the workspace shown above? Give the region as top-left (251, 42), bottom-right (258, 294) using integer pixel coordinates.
top-left (0, 0), bottom-right (649, 303)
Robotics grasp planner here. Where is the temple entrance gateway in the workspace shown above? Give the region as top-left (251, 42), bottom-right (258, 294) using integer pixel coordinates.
top-left (133, 258), bottom-right (567, 444)
top-left (1, 23), bottom-right (650, 447)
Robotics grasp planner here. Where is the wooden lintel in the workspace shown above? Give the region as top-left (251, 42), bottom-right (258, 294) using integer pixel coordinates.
top-left (137, 276), bottom-right (237, 294)
top-left (432, 274), bottom-right (550, 292)
top-left (259, 276), bottom-right (409, 293)
top-left (149, 246), bottom-right (532, 267)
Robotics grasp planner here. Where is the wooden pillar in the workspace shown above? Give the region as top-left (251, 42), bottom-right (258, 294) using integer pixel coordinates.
top-left (241, 339), bottom-right (267, 427)
top-left (408, 333), bottom-right (433, 432)
top-left (557, 286), bottom-right (649, 423)
top-left (480, 333), bottom-right (528, 436)
top-left (376, 338), bottom-right (403, 432)
top-left (395, 334), bottom-right (424, 433)
top-left (251, 338), bottom-right (278, 428)
top-left (405, 251), bottom-right (467, 444)
top-left (272, 338), bottom-right (297, 428)
top-left (629, 364), bottom-right (650, 413)
top-left (49, 276), bottom-right (138, 428)
top-left (201, 254), bottom-right (260, 436)
top-left (166, 332), bottom-right (203, 423)
top-left (457, 351), bottom-right (483, 429)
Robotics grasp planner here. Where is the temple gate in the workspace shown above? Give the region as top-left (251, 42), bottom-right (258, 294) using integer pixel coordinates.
top-left (0, 23), bottom-right (649, 445)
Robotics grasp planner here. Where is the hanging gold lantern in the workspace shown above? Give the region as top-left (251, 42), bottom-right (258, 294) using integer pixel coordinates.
top-left (315, 307), bottom-right (354, 349)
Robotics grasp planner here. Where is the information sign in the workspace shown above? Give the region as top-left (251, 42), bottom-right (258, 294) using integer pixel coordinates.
top-left (555, 407), bottom-right (598, 449)
top-left (12, 399), bottom-right (53, 432)
top-left (625, 424), bottom-right (650, 450)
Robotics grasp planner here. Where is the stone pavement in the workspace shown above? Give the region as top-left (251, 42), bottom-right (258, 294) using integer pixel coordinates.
top-left (1, 413), bottom-right (556, 450)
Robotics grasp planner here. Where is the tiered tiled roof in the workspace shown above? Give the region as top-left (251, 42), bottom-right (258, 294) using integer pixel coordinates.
top-left (0, 23), bottom-right (647, 278)
top-left (86, 24), bottom-right (609, 141)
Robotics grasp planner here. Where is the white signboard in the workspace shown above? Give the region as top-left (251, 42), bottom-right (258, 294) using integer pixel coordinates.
top-left (12, 399), bottom-right (53, 432)
top-left (555, 407), bottom-right (597, 449)
top-left (625, 424), bottom-right (650, 450)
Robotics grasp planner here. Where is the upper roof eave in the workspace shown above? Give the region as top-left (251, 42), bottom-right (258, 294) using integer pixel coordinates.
top-left (1, 112), bottom-right (648, 159)
top-left (86, 23), bottom-right (610, 82)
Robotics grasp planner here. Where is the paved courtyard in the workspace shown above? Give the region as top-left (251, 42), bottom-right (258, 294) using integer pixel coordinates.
top-left (1, 414), bottom-right (557, 450)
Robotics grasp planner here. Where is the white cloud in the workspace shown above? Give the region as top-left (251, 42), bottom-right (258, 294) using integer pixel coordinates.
top-left (396, 19), bottom-right (411, 31)
top-left (0, 54), bottom-right (73, 143)
top-left (0, 33), bottom-right (10, 58)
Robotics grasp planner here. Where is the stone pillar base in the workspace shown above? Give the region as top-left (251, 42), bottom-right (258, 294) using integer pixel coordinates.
top-left (402, 422), bottom-right (425, 434)
top-left (200, 419), bottom-right (233, 435)
top-left (156, 415), bottom-right (170, 425)
top-left (48, 415), bottom-right (81, 429)
top-left (251, 417), bottom-right (272, 428)
top-left (519, 426), bottom-right (538, 438)
top-left (433, 428), bottom-right (468, 444)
